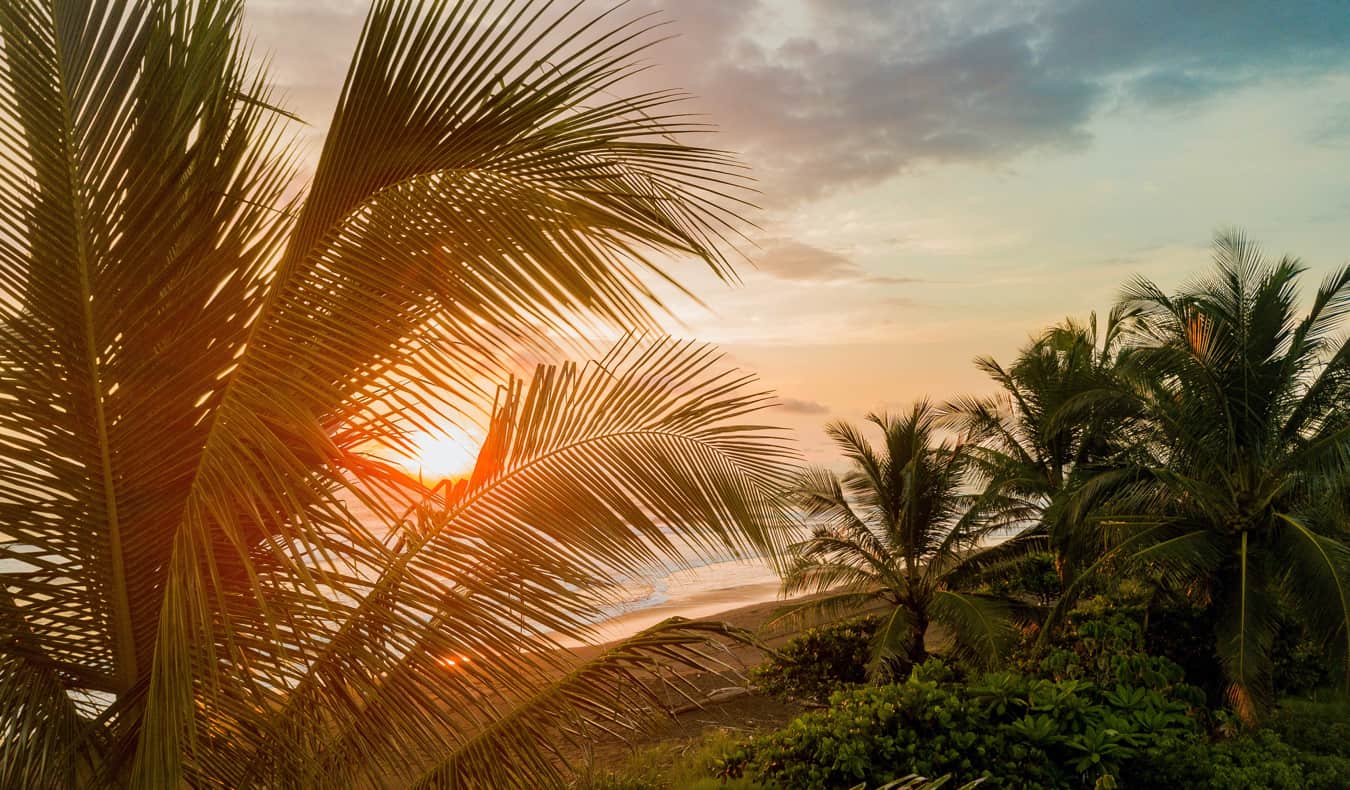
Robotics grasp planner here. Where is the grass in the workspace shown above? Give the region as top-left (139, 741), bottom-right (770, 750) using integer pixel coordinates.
top-left (571, 728), bottom-right (765, 790)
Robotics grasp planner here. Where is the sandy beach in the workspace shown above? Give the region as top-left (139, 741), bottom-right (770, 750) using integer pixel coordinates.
top-left (562, 558), bottom-right (787, 647)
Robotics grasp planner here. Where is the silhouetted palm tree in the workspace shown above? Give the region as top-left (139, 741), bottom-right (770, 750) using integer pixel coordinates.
top-left (776, 402), bottom-right (1021, 675)
top-left (0, 1), bottom-right (791, 786)
top-left (1055, 231), bottom-right (1350, 723)
top-left (945, 307), bottom-right (1140, 579)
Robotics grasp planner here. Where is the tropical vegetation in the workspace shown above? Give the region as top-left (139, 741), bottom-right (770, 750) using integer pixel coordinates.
top-left (775, 403), bottom-right (1027, 675)
top-left (0, 0), bottom-right (793, 787)
top-left (749, 614), bottom-right (881, 704)
top-left (691, 232), bottom-right (1348, 788)
top-left (943, 305), bottom-right (1139, 580)
top-left (1, 0), bottom-right (1346, 785)
top-left (1052, 236), bottom-right (1350, 721)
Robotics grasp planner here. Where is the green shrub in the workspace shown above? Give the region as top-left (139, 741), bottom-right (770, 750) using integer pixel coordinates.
top-left (1052, 586), bottom-right (1343, 705)
top-left (1019, 605), bottom-right (1207, 714)
top-left (985, 552), bottom-right (1061, 607)
top-left (730, 669), bottom-right (1203, 789)
top-left (1270, 699), bottom-right (1350, 758)
top-left (1271, 616), bottom-right (1343, 699)
top-left (730, 680), bottom-right (1053, 789)
top-left (1126, 729), bottom-right (1350, 790)
top-left (750, 615), bottom-right (881, 704)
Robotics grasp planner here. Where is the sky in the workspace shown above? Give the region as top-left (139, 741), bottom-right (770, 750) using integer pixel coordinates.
top-left (244, 0), bottom-right (1350, 466)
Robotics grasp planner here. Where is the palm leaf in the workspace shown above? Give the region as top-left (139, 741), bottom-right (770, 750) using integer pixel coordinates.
top-left (1274, 513), bottom-right (1350, 689)
top-left (411, 617), bottom-right (758, 789)
top-left (233, 336), bottom-right (794, 787)
top-left (930, 590), bottom-right (1015, 669)
top-left (0, 1), bottom-right (772, 785)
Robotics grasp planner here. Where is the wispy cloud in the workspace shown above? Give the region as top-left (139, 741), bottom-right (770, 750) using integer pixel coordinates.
top-left (778, 397), bottom-right (831, 415)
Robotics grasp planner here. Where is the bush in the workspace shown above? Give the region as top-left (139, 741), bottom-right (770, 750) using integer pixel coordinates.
top-left (985, 552), bottom-right (1061, 607)
top-left (1127, 729), bottom-right (1350, 790)
top-left (1051, 584), bottom-right (1344, 705)
top-left (729, 669), bottom-right (1203, 789)
top-left (1019, 603), bottom-right (1207, 712)
top-left (1271, 617), bottom-right (1342, 699)
top-left (1145, 599), bottom-right (1343, 703)
top-left (750, 615), bottom-right (881, 704)
top-left (1270, 699), bottom-right (1350, 758)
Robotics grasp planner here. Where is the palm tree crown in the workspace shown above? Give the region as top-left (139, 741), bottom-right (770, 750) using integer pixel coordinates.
top-left (945, 306), bottom-right (1141, 577)
top-left (779, 402), bottom-right (1020, 674)
top-left (0, 1), bottom-right (792, 786)
top-left (1062, 231), bottom-right (1350, 722)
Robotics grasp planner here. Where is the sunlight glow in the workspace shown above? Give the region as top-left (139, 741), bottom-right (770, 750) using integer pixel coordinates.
top-left (400, 426), bottom-right (483, 482)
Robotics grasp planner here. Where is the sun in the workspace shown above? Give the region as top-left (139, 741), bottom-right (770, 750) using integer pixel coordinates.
top-left (400, 426), bottom-right (482, 482)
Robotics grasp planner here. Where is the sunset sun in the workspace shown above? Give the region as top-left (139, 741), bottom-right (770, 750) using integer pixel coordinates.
top-left (402, 427), bottom-right (482, 482)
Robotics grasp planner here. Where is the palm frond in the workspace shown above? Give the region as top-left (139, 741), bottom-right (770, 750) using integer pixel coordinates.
top-left (233, 336), bottom-right (794, 787)
top-left (943, 531), bottom-right (1051, 589)
top-left (930, 590), bottom-right (1015, 669)
top-left (0, 1), bottom-right (771, 784)
top-left (1214, 535), bottom-right (1278, 723)
top-left (868, 604), bottom-right (918, 677)
top-left (1274, 514), bottom-right (1350, 689)
top-left (408, 617), bottom-right (757, 790)
top-left (763, 590), bottom-right (884, 636)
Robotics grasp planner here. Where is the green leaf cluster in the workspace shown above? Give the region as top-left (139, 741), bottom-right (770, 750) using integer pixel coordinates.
top-left (1128, 727), bottom-right (1350, 789)
top-left (750, 615), bottom-right (882, 704)
top-left (727, 666), bottom-right (1204, 789)
top-left (947, 232), bottom-right (1350, 721)
top-left (776, 403), bottom-right (1035, 677)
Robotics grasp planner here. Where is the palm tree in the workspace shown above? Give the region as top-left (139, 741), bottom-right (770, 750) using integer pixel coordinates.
top-left (776, 402), bottom-right (1020, 675)
top-left (944, 307), bottom-right (1140, 580)
top-left (0, 1), bottom-right (793, 787)
top-left (1056, 231), bottom-right (1350, 723)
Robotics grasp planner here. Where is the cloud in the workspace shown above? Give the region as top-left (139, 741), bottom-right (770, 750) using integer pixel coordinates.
top-left (243, 0), bottom-right (1350, 207)
top-left (625, 0), bottom-right (1350, 204)
top-left (752, 239), bottom-right (856, 281)
top-left (751, 238), bottom-right (925, 285)
top-left (778, 397), bottom-right (830, 415)
top-left (1308, 101), bottom-right (1350, 148)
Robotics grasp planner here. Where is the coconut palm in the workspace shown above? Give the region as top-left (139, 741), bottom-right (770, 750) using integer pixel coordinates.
top-left (0, 1), bottom-right (793, 787)
top-left (1056, 231), bottom-right (1350, 723)
top-left (943, 306), bottom-right (1141, 580)
top-left (776, 402), bottom-right (1022, 675)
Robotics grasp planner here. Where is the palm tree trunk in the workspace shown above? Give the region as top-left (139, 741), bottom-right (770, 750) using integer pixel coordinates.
top-left (908, 614), bottom-right (929, 665)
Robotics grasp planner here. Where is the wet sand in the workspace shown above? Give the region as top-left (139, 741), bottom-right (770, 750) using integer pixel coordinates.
top-left (565, 560), bottom-right (787, 647)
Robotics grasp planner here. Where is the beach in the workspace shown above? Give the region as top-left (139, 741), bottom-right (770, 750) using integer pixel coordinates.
top-left (569, 557), bottom-right (786, 646)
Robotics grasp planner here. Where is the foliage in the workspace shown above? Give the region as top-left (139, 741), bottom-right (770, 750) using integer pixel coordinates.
top-left (1271, 618), bottom-right (1344, 699)
top-left (574, 728), bottom-right (771, 790)
top-left (984, 552), bottom-right (1062, 607)
top-left (727, 667), bottom-right (1203, 789)
top-left (0, 1), bottom-right (792, 787)
top-left (776, 402), bottom-right (1028, 675)
top-left (1269, 699), bottom-right (1350, 760)
top-left (1054, 231), bottom-right (1350, 721)
top-left (1022, 597), bottom-right (1207, 705)
top-left (944, 307), bottom-right (1140, 577)
top-left (751, 615), bottom-right (882, 704)
top-left (1126, 729), bottom-right (1350, 790)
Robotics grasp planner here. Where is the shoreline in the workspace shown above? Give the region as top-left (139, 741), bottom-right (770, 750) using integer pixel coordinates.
top-left (558, 558), bottom-right (786, 648)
